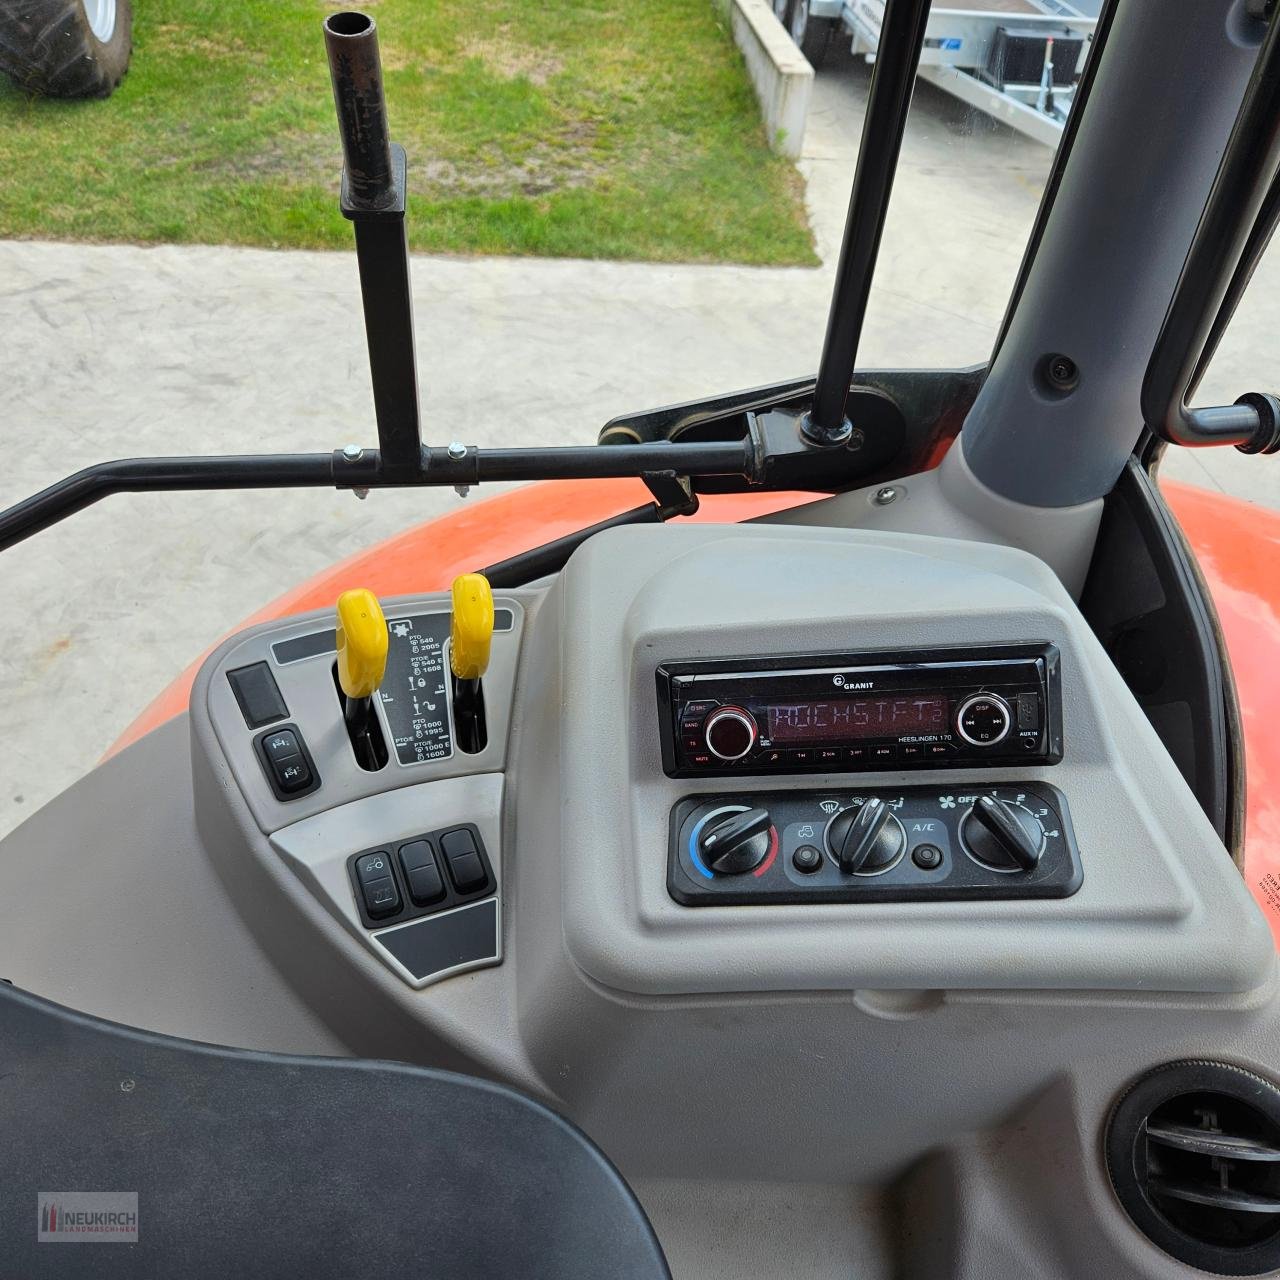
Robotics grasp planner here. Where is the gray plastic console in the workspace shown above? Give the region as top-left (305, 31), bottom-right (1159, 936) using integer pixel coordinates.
top-left (516, 522), bottom-right (1273, 996)
top-left (196, 595), bottom-right (525, 989)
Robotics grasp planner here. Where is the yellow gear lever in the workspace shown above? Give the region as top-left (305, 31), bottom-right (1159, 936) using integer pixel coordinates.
top-left (336, 588), bottom-right (389, 699)
top-left (336, 588), bottom-right (389, 769)
top-left (450, 573), bottom-right (494, 682)
top-left (450, 573), bottom-right (493, 752)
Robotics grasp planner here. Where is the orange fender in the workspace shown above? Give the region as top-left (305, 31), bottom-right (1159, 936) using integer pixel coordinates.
top-left (1161, 481), bottom-right (1280, 944)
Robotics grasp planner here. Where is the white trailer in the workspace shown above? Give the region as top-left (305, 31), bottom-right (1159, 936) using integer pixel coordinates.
top-left (779, 0), bottom-right (1101, 147)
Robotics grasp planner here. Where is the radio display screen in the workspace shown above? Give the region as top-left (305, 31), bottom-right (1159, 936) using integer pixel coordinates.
top-left (765, 694), bottom-right (948, 743)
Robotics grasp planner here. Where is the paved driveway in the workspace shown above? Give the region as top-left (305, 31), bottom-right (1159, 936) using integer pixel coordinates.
top-left (1, 44), bottom-right (1276, 835)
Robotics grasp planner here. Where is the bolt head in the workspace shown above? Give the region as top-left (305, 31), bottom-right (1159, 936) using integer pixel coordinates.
top-left (341, 443), bottom-right (363, 462)
top-left (446, 441), bottom-right (467, 460)
top-left (873, 486), bottom-right (899, 506)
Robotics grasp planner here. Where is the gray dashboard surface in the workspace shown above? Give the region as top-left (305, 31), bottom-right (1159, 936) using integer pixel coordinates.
top-left (519, 522), bottom-right (1275, 996)
top-left (0, 717), bottom-right (348, 1054)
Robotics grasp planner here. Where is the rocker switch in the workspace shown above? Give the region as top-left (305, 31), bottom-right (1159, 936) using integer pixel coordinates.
top-left (441, 829), bottom-right (488, 894)
top-left (399, 840), bottom-right (446, 906)
top-left (354, 851), bottom-right (401, 919)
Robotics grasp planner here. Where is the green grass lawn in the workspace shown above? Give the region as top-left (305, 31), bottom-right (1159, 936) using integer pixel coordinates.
top-left (0, 0), bottom-right (815, 264)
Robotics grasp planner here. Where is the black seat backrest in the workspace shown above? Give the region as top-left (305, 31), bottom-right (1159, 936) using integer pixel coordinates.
top-left (0, 982), bottom-right (670, 1279)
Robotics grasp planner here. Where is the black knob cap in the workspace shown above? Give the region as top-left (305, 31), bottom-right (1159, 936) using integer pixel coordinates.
top-left (703, 707), bottom-right (758, 761)
top-left (698, 807), bottom-right (773, 875)
top-left (826, 798), bottom-right (905, 874)
top-left (961, 795), bottom-right (1044, 872)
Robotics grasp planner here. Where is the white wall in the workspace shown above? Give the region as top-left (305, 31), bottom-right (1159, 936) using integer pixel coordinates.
top-left (715, 0), bottom-right (814, 158)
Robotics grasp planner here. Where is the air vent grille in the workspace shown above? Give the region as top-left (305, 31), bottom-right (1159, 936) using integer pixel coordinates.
top-left (1107, 1062), bottom-right (1280, 1276)
top-left (1146, 1095), bottom-right (1280, 1246)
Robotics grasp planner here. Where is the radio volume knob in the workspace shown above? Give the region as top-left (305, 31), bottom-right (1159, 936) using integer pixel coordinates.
top-left (703, 706), bottom-right (758, 761)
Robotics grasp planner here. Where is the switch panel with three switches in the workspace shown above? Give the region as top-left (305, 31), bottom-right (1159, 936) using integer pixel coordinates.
top-left (348, 824), bottom-right (496, 931)
top-left (667, 783), bottom-right (1081, 905)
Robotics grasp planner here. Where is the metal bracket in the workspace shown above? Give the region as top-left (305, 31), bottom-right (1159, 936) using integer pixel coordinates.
top-left (642, 471), bottom-right (699, 518)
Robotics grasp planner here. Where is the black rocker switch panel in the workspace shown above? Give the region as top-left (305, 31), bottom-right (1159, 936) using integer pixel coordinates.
top-left (347, 824), bottom-right (495, 930)
top-left (254, 723), bottom-right (320, 800)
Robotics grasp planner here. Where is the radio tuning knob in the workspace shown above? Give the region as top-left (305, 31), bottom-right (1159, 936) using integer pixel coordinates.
top-left (827, 799), bottom-right (905, 874)
top-left (961, 796), bottom-right (1044, 872)
top-left (703, 706), bottom-right (758, 761)
top-left (698, 807), bottom-right (773, 875)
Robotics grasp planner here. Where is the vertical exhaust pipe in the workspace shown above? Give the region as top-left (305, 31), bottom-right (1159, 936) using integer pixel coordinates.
top-left (324, 11), bottom-right (424, 476)
top-left (324, 11), bottom-right (395, 209)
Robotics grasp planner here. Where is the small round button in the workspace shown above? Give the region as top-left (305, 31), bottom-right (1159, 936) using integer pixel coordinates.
top-left (955, 693), bottom-right (1012, 747)
top-left (703, 706), bottom-right (758, 761)
top-left (912, 844), bottom-right (943, 870)
top-left (793, 844), bottom-right (823, 874)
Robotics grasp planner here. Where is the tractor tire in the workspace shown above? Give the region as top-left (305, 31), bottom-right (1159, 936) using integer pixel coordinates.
top-left (0, 0), bottom-right (133, 99)
top-left (787, 1), bottom-right (835, 71)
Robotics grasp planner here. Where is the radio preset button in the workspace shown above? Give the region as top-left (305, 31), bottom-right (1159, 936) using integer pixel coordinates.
top-left (955, 694), bottom-right (1012, 747)
top-left (703, 707), bottom-right (758, 761)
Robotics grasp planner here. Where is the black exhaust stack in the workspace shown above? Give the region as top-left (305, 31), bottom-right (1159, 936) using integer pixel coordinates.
top-left (324, 11), bottom-right (424, 479)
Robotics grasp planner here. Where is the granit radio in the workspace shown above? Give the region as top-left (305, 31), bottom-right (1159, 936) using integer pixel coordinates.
top-left (656, 644), bottom-right (1062, 777)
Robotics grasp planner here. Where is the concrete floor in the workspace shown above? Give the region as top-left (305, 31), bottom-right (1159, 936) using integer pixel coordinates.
top-left (2, 45), bottom-right (1278, 836)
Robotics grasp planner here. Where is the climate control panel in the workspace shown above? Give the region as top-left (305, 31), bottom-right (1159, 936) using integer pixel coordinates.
top-left (667, 782), bottom-right (1080, 905)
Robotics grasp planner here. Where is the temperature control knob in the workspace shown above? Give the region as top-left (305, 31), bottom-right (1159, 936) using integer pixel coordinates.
top-left (961, 795), bottom-right (1044, 872)
top-left (703, 706), bottom-right (758, 761)
top-left (697, 807), bottom-right (773, 875)
top-left (826, 798), bottom-right (905, 874)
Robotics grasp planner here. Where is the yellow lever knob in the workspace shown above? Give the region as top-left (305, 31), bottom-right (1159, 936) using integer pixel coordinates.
top-left (336, 588), bottom-right (388, 700)
top-left (450, 573), bottom-right (494, 681)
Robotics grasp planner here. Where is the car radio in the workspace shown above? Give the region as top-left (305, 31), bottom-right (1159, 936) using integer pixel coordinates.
top-left (656, 644), bottom-right (1062, 777)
